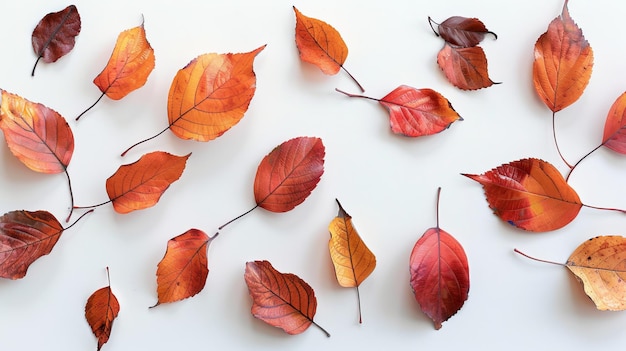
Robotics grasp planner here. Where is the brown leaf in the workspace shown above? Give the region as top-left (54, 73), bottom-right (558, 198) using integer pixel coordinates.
top-left (85, 268), bottom-right (120, 351)
top-left (31, 5), bottom-right (81, 76)
top-left (429, 16), bottom-right (496, 48)
top-left (437, 44), bottom-right (496, 90)
top-left (153, 229), bottom-right (211, 306)
top-left (244, 260), bottom-right (330, 336)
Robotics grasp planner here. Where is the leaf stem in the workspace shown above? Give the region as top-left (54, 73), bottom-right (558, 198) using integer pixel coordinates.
top-left (311, 320), bottom-right (331, 337)
top-left (76, 92), bottom-right (106, 121)
top-left (513, 248), bottom-right (564, 267)
top-left (566, 142), bottom-right (603, 182)
top-left (106, 266), bottom-right (111, 286)
top-left (427, 16), bottom-right (440, 37)
top-left (552, 111), bottom-right (573, 169)
top-left (73, 199), bottom-right (113, 211)
top-left (31, 56), bottom-right (43, 77)
top-left (334, 88), bottom-right (378, 102)
top-left (340, 65), bottom-right (365, 93)
top-left (356, 286), bottom-right (363, 324)
top-left (63, 209), bottom-right (94, 231)
top-left (218, 205), bottom-right (259, 230)
top-left (121, 125), bottom-right (170, 157)
top-left (582, 203), bottom-right (626, 214)
top-left (64, 168), bottom-right (75, 223)
top-left (435, 187), bottom-right (441, 229)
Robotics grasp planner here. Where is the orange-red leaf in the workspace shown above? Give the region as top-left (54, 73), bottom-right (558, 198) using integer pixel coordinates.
top-left (245, 260), bottom-right (328, 336)
top-left (293, 6), bottom-right (347, 75)
top-left (431, 16), bottom-right (496, 48)
top-left (463, 158), bottom-right (582, 232)
top-left (254, 137), bottom-right (325, 212)
top-left (0, 90), bottom-right (74, 173)
top-left (532, 0), bottom-right (593, 112)
top-left (380, 86), bottom-right (462, 137)
top-left (93, 22), bottom-right (155, 100)
top-left (410, 227), bottom-right (469, 329)
top-left (106, 151), bottom-right (190, 214)
top-left (85, 270), bottom-right (120, 351)
top-left (154, 229), bottom-right (211, 306)
top-left (437, 44), bottom-right (495, 90)
top-left (603, 92), bottom-right (626, 154)
top-left (167, 46), bottom-right (265, 142)
top-left (31, 5), bottom-right (81, 76)
top-left (566, 235), bottom-right (626, 310)
top-left (0, 210), bottom-right (63, 279)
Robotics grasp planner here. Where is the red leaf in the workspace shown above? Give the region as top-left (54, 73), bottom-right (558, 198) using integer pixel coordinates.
top-left (437, 44), bottom-right (496, 90)
top-left (429, 16), bottom-right (496, 48)
top-left (105, 151), bottom-right (190, 214)
top-left (0, 210), bottom-right (63, 279)
top-left (85, 269), bottom-right (120, 351)
top-left (0, 90), bottom-right (74, 174)
top-left (532, 0), bottom-right (593, 112)
top-left (31, 5), bottom-right (81, 76)
top-left (244, 260), bottom-right (329, 336)
top-left (463, 158), bottom-right (582, 232)
top-left (254, 137), bottom-right (325, 212)
top-left (603, 92), bottom-right (626, 154)
top-left (410, 227), bottom-right (469, 329)
top-left (153, 229), bottom-right (211, 306)
top-left (409, 188), bottom-right (469, 330)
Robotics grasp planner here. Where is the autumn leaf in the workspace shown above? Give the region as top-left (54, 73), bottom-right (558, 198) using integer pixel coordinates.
top-left (463, 158), bottom-right (582, 232)
top-left (153, 229), bottom-right (212, 307)
top-left (602, 91), bottom-right (626, 154)
top-left (336, 85), bottom-right (462, 137)
top-left (328, 199), bottom-right (376, 323)
top-left (244, 260), bottom-right (330, 336)
top-left (77, 20), bottom-right (155, 120)
top-left (428, 16), bottom-right (497, 48)
top-left (437, 44), bottom-right (497, 90)
top-left (516, 235), bottom-right (626, 311)
top-left (410, 188), bottom-right (469, 330)
top-left (0, 210), bottom-right (90, 279)
top-left (74, 152), bottom-right (189, 215)
top-left (533, 0), bottom-right (593, 113)
top-left (31, 5), bottom-right (81, 76)
top-left (121, 46), bottom-right (265, 156)
top-left (293, 6), bottom-right (363, 92)
top-left (85, 268), bottom-right (120, 351)
top-left (0, 89), bottom-right (76, 219)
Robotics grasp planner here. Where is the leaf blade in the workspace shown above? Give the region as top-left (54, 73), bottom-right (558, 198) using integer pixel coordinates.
top-left (253, 137), bottom-right (325, 212)
top-left (106, 151), bottom-right (190, 214)
top-left (602, 92), bottom-right (626, 154)
top-left (31, 5), bottom-right (81, 75)
top-left (0, 210), bottom-right (63, 279)
top-left (154, 229), bottom-right (210, 306)
top-left (167, 46), bottom-right (265, 142)
top-left (93, 22), bottom-right (155, 100)
top-left (0, 90), bottom-right (74, 174)
top-left (85, 280), bottom-right (120, 351)
top-left (463, 158), bottom-right (582, 232)
top-left (532, 1), bottom-right (593, 112)
top-left (437, 44), bottom-right (495, 90)
top-left (436, 16), bottom-right (496, 47)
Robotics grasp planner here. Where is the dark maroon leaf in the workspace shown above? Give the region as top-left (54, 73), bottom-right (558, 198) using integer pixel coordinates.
top-left (429, 16), bottom-right (496, 48)
top-left (31, 5), bottom-right (81, 76)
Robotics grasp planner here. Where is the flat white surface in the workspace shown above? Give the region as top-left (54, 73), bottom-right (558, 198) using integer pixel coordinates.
top-left (2, 0), bottom-right (626, 350)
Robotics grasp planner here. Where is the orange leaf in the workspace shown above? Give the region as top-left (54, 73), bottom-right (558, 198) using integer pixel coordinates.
top-left (31, 5), bottom-right (81, 76)
top-left (244, 260), bottom-right (329, 336)
top-left (85, 268), bottom-right (120, 351)
top-left (328, 199), bottom-right (375, 323)
top-left (532, 0), bottom-right (593, 112)
top-left (293, 6), bottom-right (363, 91)
top-left (0, 90), bottom-right (74, 174)
top-left (566, 235), bottom-right (626, 310)
top-left (93, 22), bottom-right (155, 101)
top-left (437, 44), bottom-right (496, 90)
top-left (254, 136), bottom-right (325, 212)
top-left (153, 229), bottom-right (211, 306)
top-left (167, 46), bottom-right (265, 142)
top-left (0, 210), bottom-right (63, 279)
top-left (602, 91), bottom-right (626, 154)
top-left (337, 85), bottom-right (462, 137)
top-left (106, 151), bottom-right (190, 214)
top-left (463, 158), bottom-right (582, 232)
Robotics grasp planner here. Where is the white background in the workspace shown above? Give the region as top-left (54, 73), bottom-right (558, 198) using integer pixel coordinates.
top-left (2, 0), bottom-right (626, 350)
